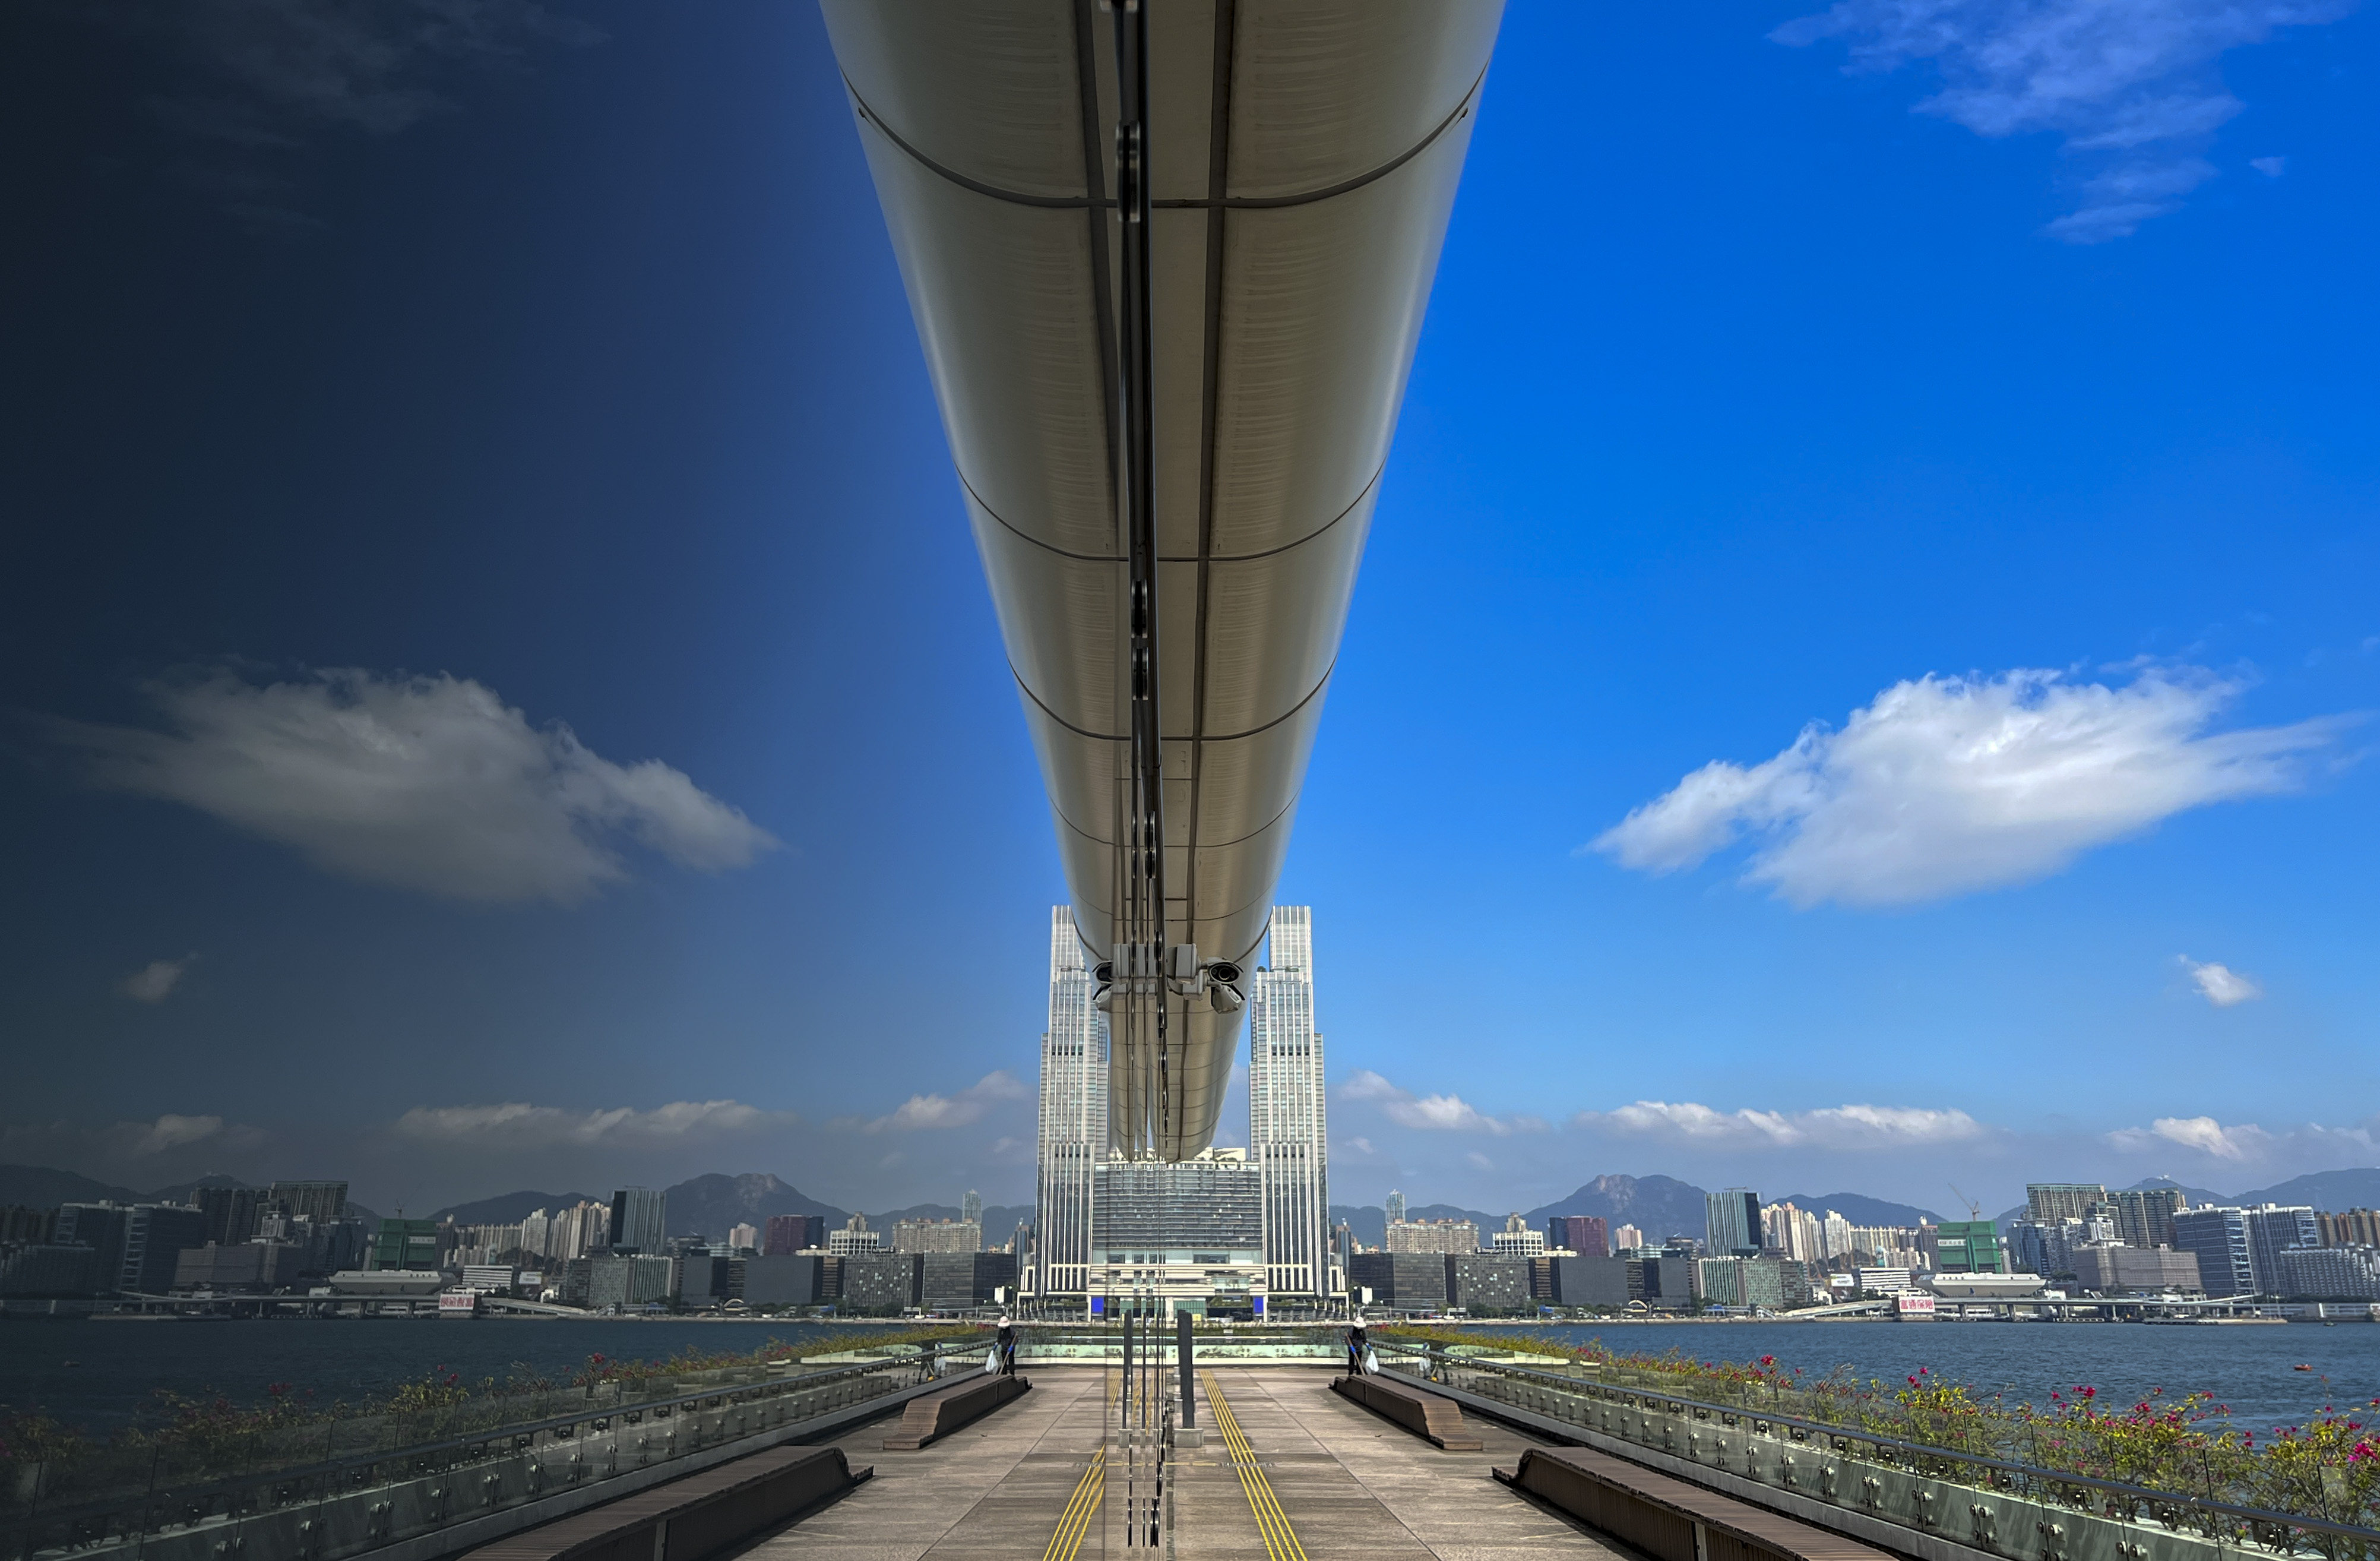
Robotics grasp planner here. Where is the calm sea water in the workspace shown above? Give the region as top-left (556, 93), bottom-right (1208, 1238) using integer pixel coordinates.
top-left (2, 1317), bottom-right (2373, 1436)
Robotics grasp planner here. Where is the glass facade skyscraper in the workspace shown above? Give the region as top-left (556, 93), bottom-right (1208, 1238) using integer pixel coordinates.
top-left (1249, 906), bottom-right (1331, 1299)
top-left (1035, 907), bottom-right (1108, 1297)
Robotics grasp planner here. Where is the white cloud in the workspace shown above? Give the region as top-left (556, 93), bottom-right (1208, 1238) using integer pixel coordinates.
top-left (1337, 1070), bottom-right (1540, 1136)
top-left (136, 1114), bottom-right (226, 1154)
top-left (2249, 154), bottom-right (2287, 176)
top-left (1591, 668), bottom-right (2341, 907)
top-left (62, 668), bottom-right (777, 903)
top-left (394, 1099), bottom-right (790, 1147)
top-left (865, 1072), bottom-right (1028, 1133)
top-left (2109, 1114), bottom-right (2265, 1159)
top-left (121, 955), bottom-right (196, 1003)
top-left (2180, 955), bottom-right (2261, 1006)
top-left (1773, 0), bottom-right (2354, 241)
top-left (1584, 1100), bottom-right (1985, 1149)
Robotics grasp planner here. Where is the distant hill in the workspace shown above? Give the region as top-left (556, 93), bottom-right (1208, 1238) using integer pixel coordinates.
top-left (1775, 1192), bottom-right (1941, 1227)
top-left (2236, 1169), bottom-right (2380, 1210)
top-left (1526, 1174), bottom-right (1712, 1243)
top-left (0, 1164), bottom-right (146, 1208)
top-left (661, 1173), bottom-right (847, 1240)
top-left (431, 1190), bottom-right (601, 1225)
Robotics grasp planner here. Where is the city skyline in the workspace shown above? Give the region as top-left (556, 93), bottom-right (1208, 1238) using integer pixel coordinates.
top-left (4, 5), bottom-right (2376, 1218)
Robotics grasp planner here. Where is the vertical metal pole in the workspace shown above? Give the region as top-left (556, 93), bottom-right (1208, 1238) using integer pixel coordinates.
top-left (1177, 1311), bottom-right (1194, 1429)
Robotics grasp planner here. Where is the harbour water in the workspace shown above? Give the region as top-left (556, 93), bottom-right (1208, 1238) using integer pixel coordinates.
top-left (4, 1317), bottom-right (2374, 1437)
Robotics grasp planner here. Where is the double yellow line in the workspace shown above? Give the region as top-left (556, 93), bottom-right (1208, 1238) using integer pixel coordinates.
top-left (1042, 1446), bottom-right (1105, 1561)
top-left (1202, 1369), bottom-right (1308, 1561)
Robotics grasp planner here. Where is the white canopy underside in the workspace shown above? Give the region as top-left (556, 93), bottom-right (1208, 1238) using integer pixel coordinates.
top-left (823, 0), bottom-right (1502, 1158)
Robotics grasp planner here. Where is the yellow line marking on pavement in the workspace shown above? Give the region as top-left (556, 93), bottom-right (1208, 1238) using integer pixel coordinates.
top-left (1202, 1369), bottom-right (1308, 1561)
top-left (1043, 1446), bottom-right (1106, 1561)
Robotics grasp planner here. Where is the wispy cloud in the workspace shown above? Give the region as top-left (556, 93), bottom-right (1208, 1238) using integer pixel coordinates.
top-left (2107, 1114), bottom-right (2375, 1162)
top-left (394, 1099), bottom-right (793, 1148)
top-left (1591, 667), bottom-right (2344, 907)
top-left (863, 1072), bottom-right (1028, 1133)
top-left (2179, 955), bottom-right (2262, 1006)
top-left (1337, 1070), bottom-right (1541, 1136)
top-left (1773, 0), bottom-right (2356, 241)
top-left (121, 955), bottom-right (197, 1004)
top-left (1583, 1100), bottom-right (1986, 1149)
top-left (0, 1113), bottom-right (256, 1166)
top-left (60, 668), bottom-right (777, 905)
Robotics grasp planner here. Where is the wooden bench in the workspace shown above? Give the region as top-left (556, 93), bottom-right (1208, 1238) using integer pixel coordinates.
top-left (457, 1445), bottom-right (869, 1561)
top-left (1331, 1372), bottom-right (1484, 1451)
top-left (1495, 1446), bottom-right (1893, 1561)
top-left (881, 1372), bottom-right (1031, 1451)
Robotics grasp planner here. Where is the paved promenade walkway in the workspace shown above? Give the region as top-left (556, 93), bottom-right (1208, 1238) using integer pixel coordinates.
top-left (753, 1364), bottom-right (1628, 1559)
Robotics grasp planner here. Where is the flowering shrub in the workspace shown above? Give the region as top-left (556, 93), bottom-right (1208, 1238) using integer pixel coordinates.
top-left (1377, 1327), bottom-right (2380, 1530)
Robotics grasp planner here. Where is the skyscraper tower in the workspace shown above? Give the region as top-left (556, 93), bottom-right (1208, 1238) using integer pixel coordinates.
top-left (1249, 906), bottom-right (1330, 1300)
top-left (1035, 906), bottom-right (1107, 1298)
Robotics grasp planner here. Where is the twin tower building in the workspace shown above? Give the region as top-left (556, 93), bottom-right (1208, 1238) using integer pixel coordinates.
top-left (1032, 906), bottom-right (1335, 1315)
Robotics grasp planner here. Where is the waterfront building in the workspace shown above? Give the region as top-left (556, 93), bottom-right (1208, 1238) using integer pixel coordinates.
top-left (1930, 1219), bottom-right (2006, 1274)
top-left (894, 1218), bottom-right (982, 1253)
top-left (742, 1253), bottom-right (828, 1307)
top-left (1546, 1215), bottom-right (1609, 1258)
top-left (369, 1216), bottom-right (442, 1272)
top-left (2115, 1187), bottom-right (2183, 1249)
top-left (115, 1203), bottom-right (208, 1295)
top-left (2246, 1205), bottom-right (2321, 1292)
top-left (1490, 1213), bottom-right (1545, 1258)
top-left (1448, 1253), bottom-right (1531, 1314)
top-left (1706, 1188), bottom-right (1761, 1256)
top-left (1248, 906), bottom-right (1331, 1300)
top-left (172, 1241), bottom-right (296, 1293)
top-left (1547, 1255), bottom-right (1631, 1308)
top-left (2025, 1183), bottom-right (2109, 1224)
top-left (1091, 1148), bottom-right (1264, 1315)
top-left (1630, 1253), bottom-right (1693, 1309)
top-left (585, 1252), bottom-right (671, 1309)
top-left (764, 1214), bottom-right (824, 1255)
top-left (828, 1214), bottom-right (881, 1255)
top-left (0, 1244), bottom-right (105, 1298)
top-left (2172, 1207), bottom-right (2256, 1297)
top-left (609, 1187), bottom-right (666, 1254)
top-left (1035, 905), bottom-right (1107, 1298)
top-left (2273, 1245), bottom-right (2380, 1301)
top-left (1387, 1218), bottom-right (1478, 1255)
top-left (1697, 1256), bottom-right (1745, 1306)
top-left (1854, 1266), bottom-right (1914, 1293)
top-left (2075, 1245), bottom-right (2203, 1294)
top-left (1347, 1250), bottom-right (1446, 1310)
top-left (922, 1251), bottom-right (1018, 1310)
top-left (1385, 1190), bottom-right (1406, 1227)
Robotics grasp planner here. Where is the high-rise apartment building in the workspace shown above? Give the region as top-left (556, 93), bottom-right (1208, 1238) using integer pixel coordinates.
top-left (1490, 1213), bottom-right (1545, 1257)
top-left (1035, 907), bottom-right (1108, 1297)
top-left (2026, 1184), bottom-right (2109, 1224)
top-left (1706, 1189), bottom-right (1761, 1256)
top-left (1385, 1190), bottom-right (1406, 1226)
top-left (963, 1190), bottom-right (983, 1227)
top-left (2114, 1187), bottom-right (2183, 1249)
top-left (1385, 1218), bottom-right (1478, 1255)
top-left (1249, 906), bottom-right (1330, 1298)
top-left (266, 1181), bottom-right (349, 1224)
top-left (1612, 1222), bottom-right (1644, 1253)
top-left (894, 1218), bottom-right (982, 1253)
top-left (609, 1187), bottom-right (666, 1255)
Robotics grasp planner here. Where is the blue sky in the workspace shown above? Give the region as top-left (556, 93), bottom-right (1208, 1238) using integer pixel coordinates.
top-left (2, 1), bottom-right (2373, 1218)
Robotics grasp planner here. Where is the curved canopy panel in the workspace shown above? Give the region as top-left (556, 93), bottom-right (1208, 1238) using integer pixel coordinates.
top-left (824, 0), bottom-right (1501, 1158)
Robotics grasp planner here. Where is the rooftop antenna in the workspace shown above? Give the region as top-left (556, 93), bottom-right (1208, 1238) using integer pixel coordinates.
top-left (1947, 1183), bottom-right (1983, 1219)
